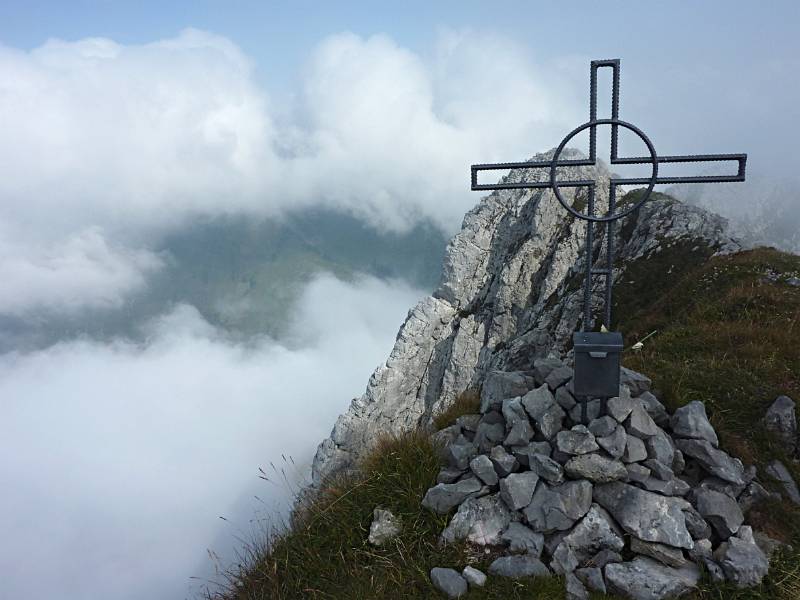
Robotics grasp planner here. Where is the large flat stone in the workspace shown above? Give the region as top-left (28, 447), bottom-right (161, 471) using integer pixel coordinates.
top-left (422, 477), bottom-right (482, 514)
top-left (605, 557), bottom-right (700, 600)
top-left (592, 482), bottom-right (694, 549)
top-left (674, 438), bottom-right (745, 485)
top-left (488, 555), bottom-right (551, 579)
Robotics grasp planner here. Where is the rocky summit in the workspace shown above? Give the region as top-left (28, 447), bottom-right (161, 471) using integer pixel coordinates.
top-left (312, 149), bottom-right (740, 486)
top-left (421, 360), bottom-right (781, 599)
top-left (308, 150), bottom-right (797, 599)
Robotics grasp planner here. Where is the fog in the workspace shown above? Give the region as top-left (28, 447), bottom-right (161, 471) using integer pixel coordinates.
top-left (0, 274), bottom-right (423, 600)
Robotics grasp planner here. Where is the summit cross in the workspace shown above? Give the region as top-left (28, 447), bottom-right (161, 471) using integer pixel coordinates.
top-left (470, 58), bottom-right (747, 331)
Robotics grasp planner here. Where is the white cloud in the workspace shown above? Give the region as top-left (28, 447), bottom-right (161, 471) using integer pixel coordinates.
top-left (0, 227), bottom-right (163, 315)
top-left (0, 28), bottom-right (586, 316)
top-left (0, 274), bottom-right (423, 600)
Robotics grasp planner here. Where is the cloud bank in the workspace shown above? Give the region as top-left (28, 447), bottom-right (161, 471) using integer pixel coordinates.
top-left (0, 28), bottom-right (584, 315)
top-left (0, 274), bottom-right (422, 600)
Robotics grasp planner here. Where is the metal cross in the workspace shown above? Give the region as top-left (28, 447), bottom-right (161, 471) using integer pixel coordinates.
top-left (471, 59), bottom-right (747, 331)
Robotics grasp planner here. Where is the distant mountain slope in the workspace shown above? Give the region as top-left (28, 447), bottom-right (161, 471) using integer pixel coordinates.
top-left (0, 209), bottom-right (447, 352)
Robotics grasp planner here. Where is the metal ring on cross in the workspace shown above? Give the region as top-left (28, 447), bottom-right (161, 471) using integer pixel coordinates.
top-left (549, 118), bottom-right (658, 223)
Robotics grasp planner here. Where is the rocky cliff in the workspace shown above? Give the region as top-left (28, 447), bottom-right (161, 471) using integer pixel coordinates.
top-left (311, 148), bottom-right (741, 486)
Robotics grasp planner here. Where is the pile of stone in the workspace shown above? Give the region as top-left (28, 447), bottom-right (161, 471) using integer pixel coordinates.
top-left (422, 359), bottom-right (790, 600)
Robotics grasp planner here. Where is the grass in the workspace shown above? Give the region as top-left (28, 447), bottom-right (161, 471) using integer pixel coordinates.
top-left (614, 245), bottom-right (800, 599)
top-left (206, 238), bottom-right (800, 599)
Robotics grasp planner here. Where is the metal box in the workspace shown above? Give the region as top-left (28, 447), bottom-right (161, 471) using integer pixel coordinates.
top-left (572, 331), bottom-right (624, 398)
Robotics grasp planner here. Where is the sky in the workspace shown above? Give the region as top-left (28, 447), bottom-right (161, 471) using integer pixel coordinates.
top-left (0, 2), bottom-right (798, 599)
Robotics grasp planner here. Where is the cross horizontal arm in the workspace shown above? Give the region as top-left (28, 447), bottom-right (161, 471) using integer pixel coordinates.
top-left (471, 152), bottom-right (747, 191)
top-left (471, 158), bottom-right (593, 191)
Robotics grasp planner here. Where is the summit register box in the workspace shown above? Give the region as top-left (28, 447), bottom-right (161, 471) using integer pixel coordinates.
top-left (572, 331), bottom-right (623, 398)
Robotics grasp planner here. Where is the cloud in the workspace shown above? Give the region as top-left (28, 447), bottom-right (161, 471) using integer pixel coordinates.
top-left (0, 274), bottom-right (423, 600)
top-left (0, 28), bottom-right (584, 316)
top-left (0, 227), bottom-right (163, 315)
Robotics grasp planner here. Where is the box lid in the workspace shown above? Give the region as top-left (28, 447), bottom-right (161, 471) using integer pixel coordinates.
top-left (572, 331), bottom-right (623, 353)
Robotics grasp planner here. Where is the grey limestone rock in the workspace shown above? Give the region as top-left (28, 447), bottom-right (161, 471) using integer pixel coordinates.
top-left (682, 505), bottom-right (712, 540)
top-left (645, 427), bottom-right (675, 466)
top-left (521, 384), bottom-right (565, 440)
top-left (620, 367), bottom-right (652, 397)
top-left (469, 454), bottom-right (499, 486)
top-left (565, 454), bottom-right (628, 483)
top-left (738, 480), bottom-right (777, 514)
top-left (587, 549), bottom-right (623, 569)
top-left (368, 508), bottom-right (402, 546)
top-left (524, 479), bottom-right (593, 533)
top-left (533, 357), bottom-right (565, 386)
top-left (605, 557), bottom-right (700, 600)
top-left (630, 537), bottom-right (688, 568)
top-left (565, 572), bottom-right (589, 600)
top-left (444, 438), bottom-right (478, 470)
top-left (461, 565), bottom-right (486, 588)
top-left (430, 567), bottom-right (468, 599)
top-left (753, 530), bottom-right (793, 560)
top-left (643, 459), bottom-right (674, 481)
top-left (512, 440), bottom-right (552, 467)
top-left (500, 471), bottom-right (540, 510)
top-left (529, 452), bottom-right (565, 484)
top-left (593, 482), bottom-right (694, 549)
top-left (626, 403), bottom-right (659, 439)
top-left (575, 566), bottom-right (606, 594)
top-left (437, 467), bottom-right (464, 484)
top-left (556, 386), bottom-right (577, 411)
top-left (489, 445), bottom-right (519, 477)
top-left (763, 395), bottom-right (797, 455)
top-left (557, 425), bottom-right (599, 455)
top-left (670, 401), bottom-right (719, 446)
top-left (488, 555), bottom-right (551, 579)
top-left (765, 459), bottom-right (800, 504)
top-left (501, 396), bottom-right (528, 427)
top-left (638, 391), bottom-right (670, 428)
top-left (569, 398), bottom-right (601, 425)
top-left (608, 393), bottom-right (636, 423)
top-left (504, 419), bottom-right (535, 447)
top-left (714, 525), bottom-right (769, 588)
top-left (622, 434), bottom-right (648, 463)
top-left (474, 421), bottom-right (506, 452)
top-left (588, 415), bottom-right (618, 438)
top-left (545, 365), bottom-right (573, 390)
top-left (674, 438), bottom-right (745, 485)
top-left (422, 477), bottom-right (482, 514)
top-left (597, 423), bottom-right (627, 459)
top-left (456, 413), bottom-right (481, 432)
top-left (481, 371), bottom-right (537, 413)
top-left (550, 504), bottom-right (624, 575)
top-left (626, 463), bottom-right (651, 483)
top-left (501, 522), bottom-right (545, 555)
top-left (440, 493), bottom-right (511, 545)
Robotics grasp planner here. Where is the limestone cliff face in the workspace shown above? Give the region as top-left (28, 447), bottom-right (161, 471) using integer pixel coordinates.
top-left (311, 149), bottom-right (740, 485)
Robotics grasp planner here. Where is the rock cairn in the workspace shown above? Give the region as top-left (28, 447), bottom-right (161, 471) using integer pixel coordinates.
top-left (423, 359), bottom-right (784, 600)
